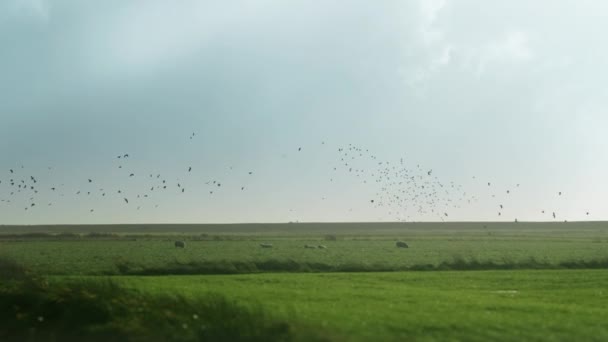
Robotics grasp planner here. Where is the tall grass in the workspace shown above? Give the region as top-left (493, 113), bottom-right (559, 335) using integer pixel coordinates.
top-left (113, 256), bottom-right (608, 276)
top-left (0, 257), bottom-right (329, 342)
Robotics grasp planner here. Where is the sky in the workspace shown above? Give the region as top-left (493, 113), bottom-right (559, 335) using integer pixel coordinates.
top-left (1, 0), bottom-right (607, 224)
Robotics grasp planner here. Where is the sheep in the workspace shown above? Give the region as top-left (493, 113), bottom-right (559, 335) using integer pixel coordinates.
top-left (175, 241), bottom-right (186, 248)
top-left (259, 243), bottom-right (273, 248)
top-left (317, 245), bottom-right (327, 249)
top-left (304, 244), bottom-right (317, 249)
top-left (396, 241), bottom-right (408, 248)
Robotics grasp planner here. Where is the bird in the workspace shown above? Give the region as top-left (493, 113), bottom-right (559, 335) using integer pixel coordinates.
top-left (188, 167), bottom-right (192, 172)
top-left (124, 198), bottom-right (129, 204)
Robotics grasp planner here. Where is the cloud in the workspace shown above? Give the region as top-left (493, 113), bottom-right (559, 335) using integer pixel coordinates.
top-left (473, 30), bottom-right (533, 76)
top-left (399, 0), bottom-right (455, 97)
top-left (401, 0), bottom-right (536, 93)
top-left (81, 1), bottom-right (284, 78)
top-left (418, 0), bottom-right (447, 45)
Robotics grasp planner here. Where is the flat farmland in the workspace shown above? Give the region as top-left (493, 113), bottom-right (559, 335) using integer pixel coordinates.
top-left (2, 222), bottom-right (608, 275)
top-left (3, 222), bottom-right (608, 341)
top-left (109, 270), bottom-right (608, 342)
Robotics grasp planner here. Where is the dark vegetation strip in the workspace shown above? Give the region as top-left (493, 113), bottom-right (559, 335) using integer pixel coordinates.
top-left (113, 257), bottom-right (608, 276)
top-left (0, 232), bottom-right (264, 241)
top-left (2, 221), bottom-right (606, 234)
top-left (0, 257), bottom-right (330, 342)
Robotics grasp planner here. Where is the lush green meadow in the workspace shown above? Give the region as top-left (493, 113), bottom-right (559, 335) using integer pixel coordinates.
top-left (1, 222), bottom-right (608, 275)
top-left (2, 222), bottom-right (608, 341)
top-left (113, 270), bottom-right (608, 341)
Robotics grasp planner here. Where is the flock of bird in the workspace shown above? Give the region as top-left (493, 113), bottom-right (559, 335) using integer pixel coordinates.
top-left (0, 133), bottom-right (591, 222)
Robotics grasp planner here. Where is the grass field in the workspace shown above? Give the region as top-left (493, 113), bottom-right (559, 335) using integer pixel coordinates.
top-left (113, 270), bottom-right (608, 341)
top-left (1, 222), bottom-right (608, 275)
top-left (2, 222), bottom-right (608, 341)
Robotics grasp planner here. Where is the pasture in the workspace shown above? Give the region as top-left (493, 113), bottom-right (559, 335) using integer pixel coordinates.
top-left (115, 270), bottom-right (608, 341)
top-left (2, 222), bottom-right (608, 341)
top-left (1, 222), bottom-right (608, 275)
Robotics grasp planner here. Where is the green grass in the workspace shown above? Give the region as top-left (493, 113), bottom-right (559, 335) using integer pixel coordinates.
top-left (2, 223), bottom-right (608, 275)
top-left (0, 260), bottom-right (327, 342)
top-left (3, 222), bottom-right (608, 341)
top-left (102, 270), bottom-right (608, 341)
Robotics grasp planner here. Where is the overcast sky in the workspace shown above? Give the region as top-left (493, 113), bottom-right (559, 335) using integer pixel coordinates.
top-left (1, 0), bottom-right (607, 224)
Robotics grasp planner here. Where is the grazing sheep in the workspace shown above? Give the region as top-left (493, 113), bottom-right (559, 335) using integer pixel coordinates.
top-left (317, 245), bottom-right (327, 249)
top-left (396, 241), bottom-right (408, 248)
top-left (304, 244), bottom-right (317, 249)
top-left (259, 243), bottom-right (273, 248)
top-left (175, 241), bottom-right (186, 248)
